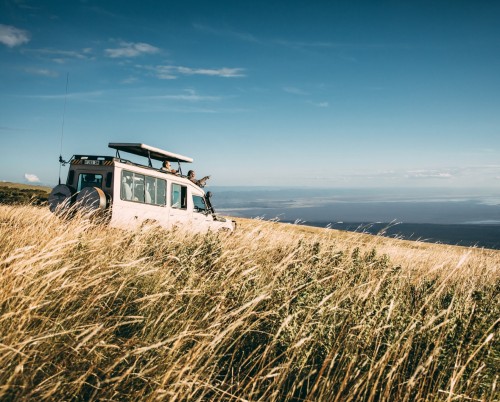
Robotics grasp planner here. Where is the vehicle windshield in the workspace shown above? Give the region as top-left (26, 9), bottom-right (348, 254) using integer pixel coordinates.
top-left (192, 195), bottom-right (207, 213)
top-left (77, 173), bottom-right (103, 191)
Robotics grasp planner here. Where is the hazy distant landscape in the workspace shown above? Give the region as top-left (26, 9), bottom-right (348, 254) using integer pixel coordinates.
top-left (212, 187), bottom-right (500, 249)
top-left (1, 181), bottom-right (499, 248)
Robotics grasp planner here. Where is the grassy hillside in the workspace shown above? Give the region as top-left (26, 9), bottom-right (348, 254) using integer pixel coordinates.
top-left (0, 205), bottom-right (498, 401)
top-left (0, 181), bottom-right (51, 192)
top-left (0, 182), bottom-right (50, 205)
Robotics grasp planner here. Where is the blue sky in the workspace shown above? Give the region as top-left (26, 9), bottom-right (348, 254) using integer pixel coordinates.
top-left (1, 0), bottom-right (500, 189)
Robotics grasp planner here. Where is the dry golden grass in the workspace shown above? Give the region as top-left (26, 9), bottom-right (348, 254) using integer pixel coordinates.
top-left (0, 205), bottom-right (499, 401)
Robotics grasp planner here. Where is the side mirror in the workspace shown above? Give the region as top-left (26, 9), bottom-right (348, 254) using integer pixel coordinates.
top-left (206, 191), bottom-right (212, 198)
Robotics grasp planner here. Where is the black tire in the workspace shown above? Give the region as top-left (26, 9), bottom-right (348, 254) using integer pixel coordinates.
top-left (75, 187), bottom-right (107, 211)
top-left (48, 184), bottom-right (75, 213)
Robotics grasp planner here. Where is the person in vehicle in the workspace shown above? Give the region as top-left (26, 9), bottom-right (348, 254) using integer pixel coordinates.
top-left (188, 170), bottom-right (210, 188)
top-left (161, 160), bottom-right (178, 174)
top-left (81, 173), bottom-right (99, 189)
top-left (121, 174), bottom-right (133, 200)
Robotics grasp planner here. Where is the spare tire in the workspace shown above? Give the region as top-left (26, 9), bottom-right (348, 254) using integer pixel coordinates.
top-left (75, 187), bottom-right (107, 211)
top-left (48, 184), bottom-right (75, 212)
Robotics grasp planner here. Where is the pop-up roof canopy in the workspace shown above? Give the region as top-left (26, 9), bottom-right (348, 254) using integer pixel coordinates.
top-left (108, 143), bottom-right (193, 164)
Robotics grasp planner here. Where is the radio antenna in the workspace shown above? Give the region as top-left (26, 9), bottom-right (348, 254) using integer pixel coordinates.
top-left (58, 72), bottom-right (69, 185)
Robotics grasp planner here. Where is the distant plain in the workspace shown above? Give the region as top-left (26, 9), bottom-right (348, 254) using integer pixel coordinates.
top-left (212, 187), bottom-right (500, 249)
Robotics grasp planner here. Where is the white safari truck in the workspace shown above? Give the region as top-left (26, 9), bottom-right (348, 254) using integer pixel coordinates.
top-left (48, 143), bottom-right (235, 232)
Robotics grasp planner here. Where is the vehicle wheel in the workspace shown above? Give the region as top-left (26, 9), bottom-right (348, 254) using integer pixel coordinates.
top-left (48, 184), bottom-right (75, 212)
top-left (76, 187), bottom-right (107, 211)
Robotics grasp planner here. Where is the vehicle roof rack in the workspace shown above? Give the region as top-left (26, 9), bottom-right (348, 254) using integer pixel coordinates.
top-left (108, 143), bottom-right (193, 167)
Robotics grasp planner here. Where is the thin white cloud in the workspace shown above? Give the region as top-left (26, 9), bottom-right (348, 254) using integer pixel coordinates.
top-left (121, 76), bottom-right (139, 84)
top-left (0, 24), bottom-right (30, 47)
top-left (0, 126), bottom-right (26, 132)
top-left (294, 166), bottom-right (500, 188)
top-left (141, 89), bottom-right (221, 102)
top-left (105, 42), bottom-right (160, 58)
top-left (176, 66), bottom-right (245, 77)
top-left (193, 22), bottom-right (410, 54)
top-left (12, 1), bottom-right (41, 11)
top-left (308, 100), bottom-right (329, 108)
top-left (274, 39), bottom-right (411, 50)
top-left (192, 23), bottom-right (261, 44)
top-left (85, 5), bottom-right (121, 19)
top-left (24, 173), bottom-right (40, 183)
top-left (149, 106), bottom-right (218, 114)
top-left (154, 66), bottom-right (177, 80)
top-left (24, 68), bottom-right (59, 77)
top-left (406, 170), bottom-right (453, 179)
top-left (283, 86), bottom-right (308, 95)
top-left (274, 39), bottom-right (339, 49)
top-left (138, 64), bottom-right (246, 79)
top-left (143, 106), bottom-right (250, 114)
top-left (26, 90), bottom-right (104, 101)
top-left (22, 47), bottom-right (93, 63)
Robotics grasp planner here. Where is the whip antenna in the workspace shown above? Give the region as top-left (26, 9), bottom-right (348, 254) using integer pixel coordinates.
top-left (58, 72), bottom-right (69, 185)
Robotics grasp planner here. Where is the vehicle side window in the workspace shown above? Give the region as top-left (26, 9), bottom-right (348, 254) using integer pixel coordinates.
top-left (145, 176), bottom-right (155, 204)
top-left (121, 170), bottom-right (166, 205)
top-left (156, 179), bottom-right (166, 205)
top-left (77, 173), bottom-right (103, 191)
top-left (171, 183), bottom-right (187, 209)
top-left (121, 171), bottom-right (144, 202)
top-left (133, 174), bottom-right (145, 203)
top-left (145, 176), bottom-right (166, 205)
top-left (121, 171), bottom-right (133, 200)
top-left (193, 195), bottom-right (207, 213)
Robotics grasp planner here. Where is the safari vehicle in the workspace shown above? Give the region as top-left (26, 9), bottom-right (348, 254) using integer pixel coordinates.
top-left (48, 143), bottom-right (235, 232)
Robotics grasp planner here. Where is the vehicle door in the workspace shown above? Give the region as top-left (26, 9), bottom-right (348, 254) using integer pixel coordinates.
top-left (168, 182), bottom-right (191, 228)
top-left (191, 193), bottom-right (214, 232)
top-left (111, 169), bottom-right (168, 229)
